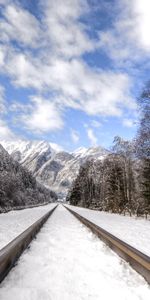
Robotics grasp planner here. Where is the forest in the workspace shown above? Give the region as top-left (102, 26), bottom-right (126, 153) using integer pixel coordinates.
top-left (67, 83), bottom-right (150, 217)
top-left (0, 144), bottom-right (57, 212)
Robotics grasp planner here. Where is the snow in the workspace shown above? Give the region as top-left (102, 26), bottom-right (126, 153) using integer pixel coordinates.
top-left (49, 142), bottom-right (63, 152)
top-left (0, 140), bottom-right (109, 201)
top-left (0, 140), bottom-right (56, 163)
top-left (66, 205), bottom-right (150, 256)
top-left (0, 205), bottom-right (149, 300)
top-left (0, 203), bottom-right (57, 250)
top-left (73, 147), bottom-right (88, 156)
top-left (73, 146), bottom-right (108, 159)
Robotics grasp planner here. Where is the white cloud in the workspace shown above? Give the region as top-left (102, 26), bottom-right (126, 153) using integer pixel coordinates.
top-left (98, 0), bottom-right (150, 63)
top-left (87, 128), bottom-right (98, 146)
top-left (42, 0), bottom-right (94, 58)
top-left (0, 3), bottom-right (42, 47)
top-left (0, 44), bottom-right (9, 69)
top-left (122, 118), bottom-right (135, 128)
top-left (4, 50), bottom-right (43, 89)
top-left (0, 119), bottom-right (14, 139)
top-left (71, 129), bottom-right (80, 143)
top-left (10, 101), bottom-right (32, 113)
top-left (0, 0), bottom-right (138, 136)
top-left (127, 0), bottom-right (150, 51)
top-left (23, 97), bottom-right (64, 133)
top-left (1, 44), bottom-right (135, 118)
top-left (0, 85), bottom-right (6, 114)
top-left (51, 59), bottom-right (135, 117)
top-left (0, 0), bottom-right (10, 4)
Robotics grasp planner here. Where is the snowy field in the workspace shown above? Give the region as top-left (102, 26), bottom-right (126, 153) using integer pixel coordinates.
top-left (0, 203), bottom-right (57, 250)
top-left (0, 205), bottom-right (149, 300)
top-left (66, 205), bottom-right (150, 256)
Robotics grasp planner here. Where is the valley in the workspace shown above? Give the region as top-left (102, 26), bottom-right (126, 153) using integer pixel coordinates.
top-left (1, 140), bottom-right (109, 199)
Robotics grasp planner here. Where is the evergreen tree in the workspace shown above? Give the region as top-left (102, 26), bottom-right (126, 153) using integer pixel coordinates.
top-left (136, 82), bottom-right (150, 211)
top-left (112, 136), bottom-right (135, 210)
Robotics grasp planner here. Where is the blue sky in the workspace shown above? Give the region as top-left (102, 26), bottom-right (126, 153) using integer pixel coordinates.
top-left (0, 0), bottom-right (150, 151)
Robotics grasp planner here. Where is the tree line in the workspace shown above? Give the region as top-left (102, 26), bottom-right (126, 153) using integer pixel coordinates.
top-left (67, 83), bottom-right (150, 216)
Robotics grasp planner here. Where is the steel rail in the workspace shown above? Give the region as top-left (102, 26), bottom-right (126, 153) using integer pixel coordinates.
top-left (65, 205), bottom-right (150, 284)
top-left (0, 205), bottom-right (57, 283)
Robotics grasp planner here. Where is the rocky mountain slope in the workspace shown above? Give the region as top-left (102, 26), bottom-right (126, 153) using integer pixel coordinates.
top-left (1, 140), bottom-right (109, 199)
top-left (1, 140), bottom-right (55, 173)
top-left (0, 144), bottom-right (57, 212)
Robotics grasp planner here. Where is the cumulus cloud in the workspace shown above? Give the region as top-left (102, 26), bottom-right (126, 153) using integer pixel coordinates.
top-left (41, 0), bottom-right (94, 58)
top-left (22, 97), bottom-right (64, 133)
top-left (0, 0), bottom-right (140, 137)
top-left (0, 3), bottom-right (42, 47)
top-left (87, 128), bottom-right (97, 146)
top-left (99, 0), bottom-right (150, 63)
top-left (125, 0), bottom-right (150, 51)
top-left (0, 43), bottom-right (135, 121)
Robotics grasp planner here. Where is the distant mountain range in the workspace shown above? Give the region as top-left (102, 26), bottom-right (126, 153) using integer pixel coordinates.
top-left (1, 140), bottom-right (109, 199)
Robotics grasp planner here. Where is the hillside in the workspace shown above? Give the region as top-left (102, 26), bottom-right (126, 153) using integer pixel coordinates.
top-left (0, 144), bottom-right (57, 212)
top-left (1, 140), bottom-right (109, 199)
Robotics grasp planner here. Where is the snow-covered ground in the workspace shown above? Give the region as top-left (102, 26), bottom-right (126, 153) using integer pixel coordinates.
top-left (0, 203), bottom-right (57, 250)
top-left (0, 205), bottom-right (149, 300)
top-left (66, 205), bottom-right (150, 256)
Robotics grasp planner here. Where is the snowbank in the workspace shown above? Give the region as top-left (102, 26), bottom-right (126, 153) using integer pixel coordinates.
top-left (67, 205), bottom-right (150, 256)
top-left (0, 203), bottom-right (56, 250)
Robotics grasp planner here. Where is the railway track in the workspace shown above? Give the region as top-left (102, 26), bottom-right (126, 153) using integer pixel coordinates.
top-left (0, 204), bottom-right (149, 287)
top-left (64, 205), bottom-right (150, 285)
top-left (0, 205), bottom-right (57, 283)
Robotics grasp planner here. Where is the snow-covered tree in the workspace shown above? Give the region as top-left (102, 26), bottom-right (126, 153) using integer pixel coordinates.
top-left (0, 144), bottom-right (57, 212)
top-left (112, 136), bottom-right (136, 213)
top-left (136, 82), bottom-right (150, 213)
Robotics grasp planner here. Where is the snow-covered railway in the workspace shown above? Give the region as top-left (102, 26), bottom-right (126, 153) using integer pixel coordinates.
top-left (0, 205), bottom-right (57, 283)
top-left (0, 205), bottom-right (149, 300)
top-left (65, 205), bottom-right (150, 285)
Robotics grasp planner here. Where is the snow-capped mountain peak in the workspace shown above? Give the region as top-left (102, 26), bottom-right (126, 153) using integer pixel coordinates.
top-left (73, 146), bottom-right (109, 159)
top-left (49, 142), bottom-right (64, 153)
top-left (1, 139), bottom-right (109, 199)
top-left (0, 140), bottom-right (57, 174)
top-left (73, 147), bottom-right (88, 156)
top-left (1, 140), bottom-right (55, 161)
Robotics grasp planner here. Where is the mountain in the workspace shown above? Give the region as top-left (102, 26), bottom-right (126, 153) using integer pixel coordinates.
top-left (73, 146), bottom-right (109, 159)
top-left (1, 140), bottom-right (109, 200)
top-left (0, 144), bottom-right (57, 212)
top-left (1, 140), bottom-right (55, 172)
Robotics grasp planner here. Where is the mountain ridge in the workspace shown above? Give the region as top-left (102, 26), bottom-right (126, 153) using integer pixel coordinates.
top-left (1, 140), bottom-right (109, 199)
